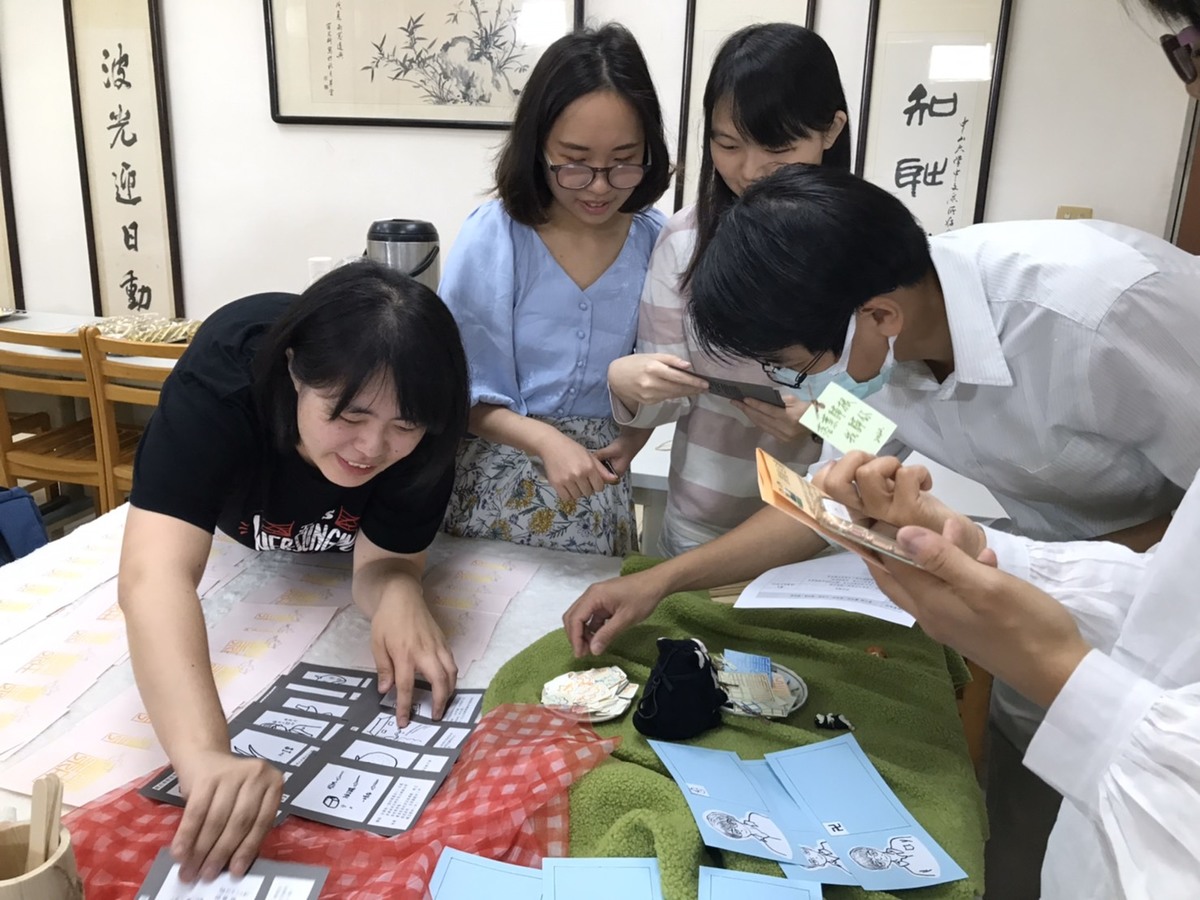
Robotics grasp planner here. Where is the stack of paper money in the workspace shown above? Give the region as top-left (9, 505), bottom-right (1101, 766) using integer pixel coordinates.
top-left (716, 649), bottom-right (798, 718)
top-left (541, 666), bottom-right (638, 721)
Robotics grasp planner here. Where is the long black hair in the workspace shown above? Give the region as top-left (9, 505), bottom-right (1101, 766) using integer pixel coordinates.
top-left (682, 23), bottom-right (850, 289)
top-left (689, 165), bottom-right (931, 362)
top-left (1139, 0), bottom-right (1200, 26)
top-left (253, 260), bottom-right (469, 489)
top-left (494, 23), bottom-right (671, 226)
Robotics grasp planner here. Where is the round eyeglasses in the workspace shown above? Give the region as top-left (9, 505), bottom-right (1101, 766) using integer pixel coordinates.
top-left (545, 156), bottom-right (650, 191)
top-left (1161, 26), bottom-right (1200, 84)
top-left (761, 351), bottom-right (828, 389)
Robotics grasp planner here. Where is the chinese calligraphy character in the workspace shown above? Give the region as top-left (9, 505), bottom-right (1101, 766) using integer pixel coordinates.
top-left (120, 270), bottom-right (152, 311)
top-left (113, 162), bottom-right (142, 206)
top-left (902, 83), bottom-right (959, 127)
top-left (894, 157), bottom-right (948, 198)
top-left (106, 105), bottom-right (138, 149)
top-left (122, 222), bottom-right (139, 252)
top-left (101, 44), bottom-right (131, 90)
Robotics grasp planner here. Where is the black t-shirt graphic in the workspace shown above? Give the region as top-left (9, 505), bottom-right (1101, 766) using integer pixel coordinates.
top-left (129, 292), bottom-right (452, 554)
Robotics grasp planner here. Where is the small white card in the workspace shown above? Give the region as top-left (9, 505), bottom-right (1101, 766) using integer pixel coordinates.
top-left (799, 383), bottom-right (897, 455)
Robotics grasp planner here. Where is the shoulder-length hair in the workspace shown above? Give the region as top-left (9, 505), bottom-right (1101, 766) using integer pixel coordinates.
top-left (682, 23), bottom-right (851, 289)
top-left (495, 23), bottom-right (671, 226)
top-left (253, 260), bottom-right (469, 490)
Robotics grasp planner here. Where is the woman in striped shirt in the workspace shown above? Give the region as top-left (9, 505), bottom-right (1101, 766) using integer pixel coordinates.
top-left (605, 23), bottom-right (850, 556)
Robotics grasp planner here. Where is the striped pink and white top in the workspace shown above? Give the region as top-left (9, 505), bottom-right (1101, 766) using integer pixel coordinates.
top-left (612, 207), bottom-right (819, 556)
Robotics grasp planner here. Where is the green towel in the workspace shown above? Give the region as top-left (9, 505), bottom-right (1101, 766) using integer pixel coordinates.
top-left (484, 555), bottom-right (986, 900)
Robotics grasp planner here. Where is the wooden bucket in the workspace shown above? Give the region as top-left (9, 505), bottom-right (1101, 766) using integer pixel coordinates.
top-left (0, 823), bottom-right (83, 900)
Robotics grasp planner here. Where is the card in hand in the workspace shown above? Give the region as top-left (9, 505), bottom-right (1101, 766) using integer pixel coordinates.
top-left (698, 374), bottom-right (786, 408)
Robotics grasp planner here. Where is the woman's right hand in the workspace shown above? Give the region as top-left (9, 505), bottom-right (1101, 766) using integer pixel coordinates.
top-left (538, 432), bottom-right (619, 501)
top-left (171, 749), bottom-right (284, 882)
top-left (608, 353), bottom-right (709, 407)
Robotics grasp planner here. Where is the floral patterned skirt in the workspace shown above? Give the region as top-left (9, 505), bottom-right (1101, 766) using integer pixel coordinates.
top-left (442, 415), bottom-right (637, 557)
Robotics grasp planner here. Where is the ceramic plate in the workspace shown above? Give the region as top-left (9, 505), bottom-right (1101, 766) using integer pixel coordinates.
top-left (713, 655), bottom-right (808, 718)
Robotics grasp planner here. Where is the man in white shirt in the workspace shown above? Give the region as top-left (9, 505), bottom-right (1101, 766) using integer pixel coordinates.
top-left (833, 1), bottom-right (1200, 893)
top-left (566, 134), bottom-right (1200, 898)
top-left (817, 448), bottom-right (1200, 899)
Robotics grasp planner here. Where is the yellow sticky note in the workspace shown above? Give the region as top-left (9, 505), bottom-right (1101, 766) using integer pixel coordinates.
top-left (799, 382), bottom-right (897, 455)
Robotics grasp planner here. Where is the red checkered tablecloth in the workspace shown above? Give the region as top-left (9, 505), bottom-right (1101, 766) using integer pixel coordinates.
top-left (64, 704), bottom-right (619, 899)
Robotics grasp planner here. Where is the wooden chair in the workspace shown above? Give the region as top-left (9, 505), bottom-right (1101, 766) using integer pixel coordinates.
top-left (0, 325), bottom-right (106, 510)
top-left (957, 659), bottom-right (993, 779)
top-left (81, 325), bottom-right (186, 511)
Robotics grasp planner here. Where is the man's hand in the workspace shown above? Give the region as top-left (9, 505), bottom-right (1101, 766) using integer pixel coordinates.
top-left (563, 571), bottom-right (665, 657)
top-left (816, 452), bottom-right (987, 559)
top-left (872, 520), bottom-right (1091, 708)
top-left (608, 353), bottom-right (708, 407)
top-left (733, 395), bottom-right (812, 442)
top-left (538, 432), bottom-right (618, 501)
top-left (172, 750), bottom-right (283, 882)
top-left (371, 593), bottom-right (458, 726)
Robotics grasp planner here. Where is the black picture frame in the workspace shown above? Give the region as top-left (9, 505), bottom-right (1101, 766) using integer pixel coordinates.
top-left (0, 65), bottom-right (25, 311)
top-left (62, 0), bottom-right (184, 317)
top-left (674, 0), bottom-right (818, 211)
top-left (854, 0), bottom-right (1013, 229)
top-left (264, 0), bottom-right (585, 130)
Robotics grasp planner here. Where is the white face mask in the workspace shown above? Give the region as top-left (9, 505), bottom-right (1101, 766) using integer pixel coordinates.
top-left (779, 315), bottom-right (896, 401)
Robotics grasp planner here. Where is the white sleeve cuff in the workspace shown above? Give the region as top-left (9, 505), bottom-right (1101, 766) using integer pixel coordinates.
top-left (1024, 649), bottom-right (1162, 815)
top-left (981, 526), bottom-right (1032, 582)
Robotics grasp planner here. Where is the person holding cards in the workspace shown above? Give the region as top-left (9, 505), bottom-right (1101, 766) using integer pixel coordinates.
top-left (817, 446), bottom-right (1200, 898)
top-left (603, 23), bottom-right (850, 556)
top-left (438, 24), bottom-right (670, 556)
top-left (120, 261), bottom-right (469, 882)
top-left (805, 4), bottom-right (1200, 893)
top-left (567, 161), bottom-right (1200, 896)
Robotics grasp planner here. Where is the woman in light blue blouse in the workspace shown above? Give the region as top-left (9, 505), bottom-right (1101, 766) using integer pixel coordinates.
top-left (439, 23), bottom-right (670, 555)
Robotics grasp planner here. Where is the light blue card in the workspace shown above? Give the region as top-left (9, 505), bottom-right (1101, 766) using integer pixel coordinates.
top-left (742, 761), bottom-right (857, 887)
top-left (649, 740), bottom-right (796, 865)
top-left (542, 857), bottom-right (663, 900)
top-left (766, 735), bottom-right (967, 891)
top-left (722, 648), bottom-right (772, 674)
top-left (428, 848), bottom-right (541, 899)
top-left (698, 866), bottom-right (824, 900)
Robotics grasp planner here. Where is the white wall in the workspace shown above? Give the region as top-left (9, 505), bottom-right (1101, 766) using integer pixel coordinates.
top-left (985, 0), bottom-right (1190, 228)
top-left (0, 0), bottom-right (1191, 318)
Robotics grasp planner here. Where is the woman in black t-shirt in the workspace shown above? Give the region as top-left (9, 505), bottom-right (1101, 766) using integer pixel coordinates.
top-left (121, 260), bottom-right (468, 882)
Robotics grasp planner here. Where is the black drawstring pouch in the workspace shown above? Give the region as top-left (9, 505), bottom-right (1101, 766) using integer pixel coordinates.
top-left (633, 637), bottom-right (728, 740)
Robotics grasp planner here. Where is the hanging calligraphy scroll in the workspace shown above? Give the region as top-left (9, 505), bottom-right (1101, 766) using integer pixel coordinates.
top-left (0, 66), bottom-right (24, 311)
top-left (264, 0), bottom-right (584, 129)
top-left (674, 0), bottom-right (817, 211)
top-left (63, 0), bottom-right (183, 316)
top-left (856, 0), bottom-right (1011, 234)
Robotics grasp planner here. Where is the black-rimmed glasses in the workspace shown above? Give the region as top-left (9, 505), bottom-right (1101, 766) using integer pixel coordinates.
top-left (1162, 26), bottom-right (1200, 84)
top-left (761, 351), bottom-right (827, 388)
top-left (545, 155), bottom-right (650, 191)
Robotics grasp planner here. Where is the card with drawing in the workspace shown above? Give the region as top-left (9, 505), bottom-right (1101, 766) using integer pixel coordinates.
top-left (766, 736), bottom-right (967, 890)
top-left (140, 660), bottom-right (484, 836)
top-left (651, 736), bottom-right (965, 891)
top-left (136, 846), bottom-right (328, 899)
top-left (756, 449), bottom-right (921, 570)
